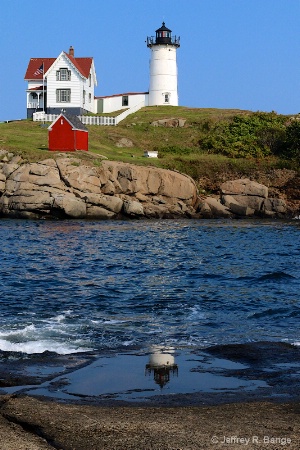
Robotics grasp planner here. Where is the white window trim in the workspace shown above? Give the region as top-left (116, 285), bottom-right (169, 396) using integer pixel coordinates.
top-left (56, 68), bottom-right (71, 81)
top-left (56, 89), bottom-right (71, 103)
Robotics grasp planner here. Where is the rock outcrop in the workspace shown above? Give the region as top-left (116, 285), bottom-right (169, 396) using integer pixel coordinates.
top-left (220, 178), bottom-right (287, 217)
top-left (151, 118), bottom-right (186, 128)
top-left (0, 151), bottom-right (294, 220)
top-left (196, 178), bottom-right (288, 218)
top-left (0, 154), bottom-right (198, 219)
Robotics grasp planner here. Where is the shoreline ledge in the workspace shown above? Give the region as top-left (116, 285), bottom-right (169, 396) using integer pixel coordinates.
top-left (0, 396), bottom-right (299, 449)
top-left (0, 151), bottom-right (299, 220)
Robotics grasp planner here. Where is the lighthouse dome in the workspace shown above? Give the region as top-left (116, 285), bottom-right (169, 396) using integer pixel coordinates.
top-left (155, 22), bottom-right (172, 44)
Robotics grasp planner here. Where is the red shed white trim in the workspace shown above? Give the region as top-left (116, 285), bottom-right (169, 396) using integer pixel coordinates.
top-left (48, 113), bottom-right (88, 152)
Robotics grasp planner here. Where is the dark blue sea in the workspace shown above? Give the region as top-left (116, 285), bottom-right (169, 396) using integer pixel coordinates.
top-left (0, 218), bottom-right (300, 403)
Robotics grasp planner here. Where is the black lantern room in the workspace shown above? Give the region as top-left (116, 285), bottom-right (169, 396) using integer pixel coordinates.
top-left (155, 22), bottom-right (172, 44)
top-left (147, 22), bottom-right (180, 48)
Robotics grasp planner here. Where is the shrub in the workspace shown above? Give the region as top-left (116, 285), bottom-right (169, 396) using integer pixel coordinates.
top-left (199, 112), bottom-right (287, 158)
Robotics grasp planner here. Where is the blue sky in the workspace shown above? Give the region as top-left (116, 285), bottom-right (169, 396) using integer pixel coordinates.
top-left (1, 0), bottom-right (300, 121)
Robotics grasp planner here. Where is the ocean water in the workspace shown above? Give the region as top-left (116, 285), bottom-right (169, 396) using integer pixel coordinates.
top-left (0, 218), bottom-right (299, 356)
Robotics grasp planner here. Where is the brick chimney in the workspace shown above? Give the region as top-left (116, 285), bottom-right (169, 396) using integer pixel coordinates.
top-left (69, 46), bottom-right (74, 57)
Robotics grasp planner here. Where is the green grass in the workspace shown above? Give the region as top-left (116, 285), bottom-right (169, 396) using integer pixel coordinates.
top-left (0, 107), bottom-right (298, 184)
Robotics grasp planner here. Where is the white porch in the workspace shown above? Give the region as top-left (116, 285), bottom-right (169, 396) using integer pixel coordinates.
top-left (27, 89), bottom-right (46, 110)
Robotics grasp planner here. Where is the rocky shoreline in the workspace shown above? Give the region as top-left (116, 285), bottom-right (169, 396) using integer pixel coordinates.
top-left (0, 150), bottom-right (299, 220)
top-left (0, 396), bottom-right (299, 449)
top-left (1, 340), bottom-right (300, 449)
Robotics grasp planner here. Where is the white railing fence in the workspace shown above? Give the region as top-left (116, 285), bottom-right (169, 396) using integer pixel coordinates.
top-left (33, 112), bottom-right (58, 122)
top-left (80, 115), bottom-right (116, 126)
top-left (32, 101), bottom-right (145, 126)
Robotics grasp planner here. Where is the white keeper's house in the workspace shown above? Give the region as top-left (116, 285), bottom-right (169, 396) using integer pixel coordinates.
top-left (24, 23), bottom-right (180, 120)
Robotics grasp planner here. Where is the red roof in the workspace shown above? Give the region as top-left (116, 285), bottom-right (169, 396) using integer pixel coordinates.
top-left (95, 92), bottom-right (148, 99)
top-left (27, 85), bottom-right (45, 91)
top-left (24, 58), bottom-right (55, 80)
top-left (65, 53), bottom-right (93, 78)
top-left (24, 53), bottom-right (93, 80)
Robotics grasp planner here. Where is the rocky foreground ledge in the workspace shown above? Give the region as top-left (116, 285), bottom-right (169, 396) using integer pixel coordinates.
top-left (0, 151), bottom-right (297, 219)
top-left (0, 396), bottom-right (299, 449)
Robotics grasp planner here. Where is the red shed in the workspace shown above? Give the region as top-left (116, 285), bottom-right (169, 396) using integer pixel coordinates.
top-left (48, 113), bottom-right (88, 151)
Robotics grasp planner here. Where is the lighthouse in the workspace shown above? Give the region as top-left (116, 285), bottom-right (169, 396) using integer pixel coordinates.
top-left (147, 22), bottom-right (180, 107)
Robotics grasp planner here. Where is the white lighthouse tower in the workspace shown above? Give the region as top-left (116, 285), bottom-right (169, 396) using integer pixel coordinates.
top-left (147, 22), bottom-right (180, 106)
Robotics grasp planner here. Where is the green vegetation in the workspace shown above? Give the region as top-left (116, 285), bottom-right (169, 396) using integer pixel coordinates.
top-left (0, 107), bottom-right (299, 185)
top-left (200, 112), bottom-right (288, 158)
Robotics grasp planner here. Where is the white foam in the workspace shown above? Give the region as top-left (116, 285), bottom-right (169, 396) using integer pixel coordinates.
top-left (102, 319), bottom-right (127, 324)
top-left (0, 317), bottom-right (92, 355)
top-left (188, 305), bottom-right (205, 320)
top-left (123, 340), bottom-right (135, 346)
top-left (0, 338), bottom-right (89, 354)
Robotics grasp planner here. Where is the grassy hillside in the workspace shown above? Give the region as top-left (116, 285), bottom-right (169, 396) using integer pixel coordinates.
top-left (0, 107), bottom-right (299, 194)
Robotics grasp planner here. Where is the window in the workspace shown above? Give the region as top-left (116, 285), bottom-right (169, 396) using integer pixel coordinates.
top-left (122, 95), bottom-right (128, 106)
top-left (164, 93), bottom-right (170, 103)
top-left (56, 89), bottom-right (71, 103)
top-left (89, 74), bottom-right (91, 87)
top-left (89, 93), bottom-right (91, 103)
top-left (83, 90), bottom-right (86, 104)
top-left (56, 68), bottom-right (71, 81)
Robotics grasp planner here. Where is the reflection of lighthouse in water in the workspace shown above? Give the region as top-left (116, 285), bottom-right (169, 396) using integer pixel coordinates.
top-left (145, 346), bottom-right (178, 389)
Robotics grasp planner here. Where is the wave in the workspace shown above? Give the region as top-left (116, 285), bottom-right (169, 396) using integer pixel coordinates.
top-left (250, 307), bottom-right (291, 319)
top-left (0, 314), bottom-right (93, 355)
top-left (257, 271), bottom-right (296, 281)
top-left (0, 338), bottom-right (88, 354)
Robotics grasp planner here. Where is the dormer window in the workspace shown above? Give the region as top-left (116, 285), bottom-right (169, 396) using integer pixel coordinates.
top-left (56, 68), bottom-right (71, 81)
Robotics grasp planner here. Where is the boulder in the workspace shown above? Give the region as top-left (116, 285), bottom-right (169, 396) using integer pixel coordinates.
top-left (123, 200), bottom-right (144, 216)
top-left (205, 197), bottom-right (232, 217)
top-left (115, 138), bottom-right (134, 148)
top-left (56, 158), bottom-right (101, 194)
top-left (151, 118), bottom-right (186, 128)
top-left (101, 161), bottom-right (197, 204)
top-left (220, 179), bottom-right (268, 198)
top-left (225, 194), bottom-right (264, 212)
top-left (219, 179), bottom-right (287, 217)
top-left (143, 203), bottom-right (169, 218)
top-left (79, 193), bottom-right (123, 213)
top-left (5, 191), bottom-right (53, 212)
top-left (86, 205), bottom-right (117, 219)
top-left (52, 193), bottom-right (86, 218)
top-left (228, 203), bottom-right (255, 217)
top-left (262, 198), bottom-right (287, 214)
top-left (2, 163), bottom-right (20, 178)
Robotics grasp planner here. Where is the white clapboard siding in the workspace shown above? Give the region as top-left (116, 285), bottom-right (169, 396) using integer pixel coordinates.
top-left (46, 53), bottom-right (84, 109)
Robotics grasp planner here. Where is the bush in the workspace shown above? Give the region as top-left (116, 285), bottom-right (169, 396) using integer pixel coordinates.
top-left (199, 112), bottom-right (287, 158)
top-left (279, 120), bottom-right (300, 160)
